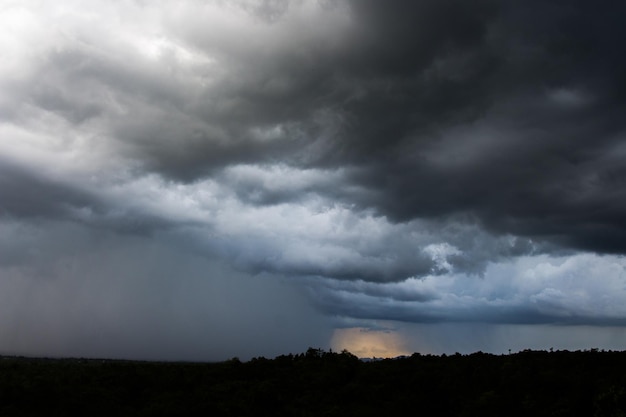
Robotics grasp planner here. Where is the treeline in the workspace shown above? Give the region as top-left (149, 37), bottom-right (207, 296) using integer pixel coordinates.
top-left (1, 348), bottom-right (626, 416)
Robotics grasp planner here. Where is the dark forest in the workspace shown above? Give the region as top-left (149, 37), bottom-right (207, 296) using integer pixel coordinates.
top-left (1, 348), bottom-right (626, 416)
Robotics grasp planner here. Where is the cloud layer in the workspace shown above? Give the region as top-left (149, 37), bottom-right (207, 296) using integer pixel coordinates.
top-left (1, 0), bottom-right (626, 359)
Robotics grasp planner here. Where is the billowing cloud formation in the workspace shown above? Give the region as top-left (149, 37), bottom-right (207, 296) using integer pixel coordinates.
top-left (1, 0), bottom-right (626, 359)
top-left (310, 253), bottom-right (626, 325)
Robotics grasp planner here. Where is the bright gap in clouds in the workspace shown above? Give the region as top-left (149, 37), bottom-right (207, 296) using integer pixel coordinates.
top-left (331, 326), bottom-right (411, 359)
top-left (330, 323), bottom-right (626, 358)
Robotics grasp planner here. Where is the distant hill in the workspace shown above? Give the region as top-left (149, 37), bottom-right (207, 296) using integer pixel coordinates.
top-left (1, 348), bottom-right (625, 416)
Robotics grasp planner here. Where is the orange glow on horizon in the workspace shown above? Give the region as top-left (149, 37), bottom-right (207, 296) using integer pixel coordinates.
top-left (330, 327), bottom-right (410, 358)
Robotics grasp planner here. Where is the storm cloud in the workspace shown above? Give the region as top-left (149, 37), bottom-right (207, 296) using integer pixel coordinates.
top-left (1, 0), bottom-right (626, 359)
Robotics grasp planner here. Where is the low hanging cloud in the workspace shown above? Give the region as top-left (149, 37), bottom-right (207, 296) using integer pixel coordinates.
top-left (308, 253), bottom-right (626, 325)
top-left (1, 0), bottom-right (626, 359)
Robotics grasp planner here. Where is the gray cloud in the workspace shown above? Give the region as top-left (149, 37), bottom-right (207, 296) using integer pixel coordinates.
top-left (308, 254), bottom-right (626, 326)
top-left (323, 1), bottom-right (626, 254)
top-left (0, 161), bottom-right (96, 219)
top-left (2, 0), bottom-right (626, 359)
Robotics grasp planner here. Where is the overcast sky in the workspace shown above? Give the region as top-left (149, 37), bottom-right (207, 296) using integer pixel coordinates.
top-left (1, 0), bottom-right (626, 361)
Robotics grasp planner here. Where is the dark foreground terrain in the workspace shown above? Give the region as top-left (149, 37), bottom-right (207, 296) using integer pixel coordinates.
top-left (1, 348), bottom-right (626, 416)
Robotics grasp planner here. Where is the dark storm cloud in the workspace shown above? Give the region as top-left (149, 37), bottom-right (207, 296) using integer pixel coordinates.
top-left (0, 159), bottom-right (177, 236)
top-left (3, 0), bottom-right (626, 360)
top-left (4, 0), bottom-right (624, 276)
top-left (313, 0), bottom-right (626, 255)
top-left (124, 0), bottom-right (626, 255)
top-left (0, 162), bottom-right (96, 219)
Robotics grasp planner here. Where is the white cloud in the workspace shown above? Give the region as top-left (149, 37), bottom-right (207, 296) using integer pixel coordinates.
top-left (423, 243), bottom-right (461, 273)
